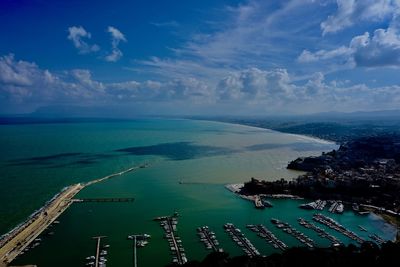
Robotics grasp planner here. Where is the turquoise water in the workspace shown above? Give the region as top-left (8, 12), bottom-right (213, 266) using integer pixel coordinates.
top-left (0, 119), bottom-right (396, 267)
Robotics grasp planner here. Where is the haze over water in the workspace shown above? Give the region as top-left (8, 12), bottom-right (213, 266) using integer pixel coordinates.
top-left (0, 119), bottom-right (395, 266)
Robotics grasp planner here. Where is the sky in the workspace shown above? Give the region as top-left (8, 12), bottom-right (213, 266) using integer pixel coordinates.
top-left (1, 0), bottom-right (400, 117)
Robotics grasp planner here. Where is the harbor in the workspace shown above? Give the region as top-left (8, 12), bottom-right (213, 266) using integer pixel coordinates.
top-left (247, 224), bottom-right (288, 251)
top-left (271, 219), bottom-right (315, 248)
top-left (224, 223), bottom-right (260, 257)
top-left (313, 214), bottom-right (365, 244)
top-left (157, 215), bottom-right (187, 265)
top-left (197, 226), bottom-right (222, 252)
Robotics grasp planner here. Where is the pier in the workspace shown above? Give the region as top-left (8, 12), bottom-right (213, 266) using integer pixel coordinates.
top-left (197, 226), bottom-right (222, 252)
top-left (247, 224), bottom-right (287, 251)
top-left (298, 218), bottom-right (341, 246)
top-left (158, 216), bottom-right (187, 265)
top-left (127, 234), bottom-right (150, 267)
top-left (74, 198), bottom-right (135, 203)
top-left (224, 223), bottom-right (260, 257)
top-left (92, 236), bottom-right (107, 267)
top-left (0, 164), bottom-right (148, 266)
top-left (271, 219), bottom-right (315, 248)
top-left (369, 233), bottom-right (385, 245)
top-left (313, 214), bottom-right (364, 244)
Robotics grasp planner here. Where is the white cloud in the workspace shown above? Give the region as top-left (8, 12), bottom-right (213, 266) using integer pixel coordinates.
top-left (105, 26), bottom-right (127, 62)
top-left (321, 0), bottom-right (399, 35)
top-left (67, 26), bottom-right (100, 54)
top-left (298, 46), bottom-right (351, 63)
top-left (299, 19), bottom-right (400, 67)
top-left (105, 49), bottom-right (123, 62)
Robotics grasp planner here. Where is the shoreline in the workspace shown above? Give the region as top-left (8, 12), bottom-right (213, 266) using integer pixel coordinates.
top-left (0, 164), bottom-right (148, 266)
top-left (189, 118), bottom-right (338, 146)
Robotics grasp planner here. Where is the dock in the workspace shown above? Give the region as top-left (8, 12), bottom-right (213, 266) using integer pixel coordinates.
top-left (271, 218), bottom-right (315, 248)
top-left (158, 216), bottom-right (187, 265)
top-left (197, 226), bottom-right (222, 252)
top-left (0, 164), bottom-right (148, 266)
top-left (247, 224), bottom-right (287, 251)
top-left (298, 218), bottom-right (341, 246)
top-left (313, 214), bottom-right (364, 244)
top-left (224, 223), bottom-right (260, 257)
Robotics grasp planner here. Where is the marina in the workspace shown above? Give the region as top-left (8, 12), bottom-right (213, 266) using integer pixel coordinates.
top-left (298, 218), bottom-right (341, 246)
top-left (157, 215), bottom-right (187, 265)
top-left (313, 214), bottom-right (365, 244)
top-left (271, 219), bottom-right (315, 248)
top-left (224, 223), bottom-right (260, 257)
top-left (197, 226), bottom-right (223, 252)
top-left (247, 224), bottom-right (288, 251)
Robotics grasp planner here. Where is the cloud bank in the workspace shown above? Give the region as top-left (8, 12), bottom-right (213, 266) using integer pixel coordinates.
top-left (1, 54), bottom-right (400, 115)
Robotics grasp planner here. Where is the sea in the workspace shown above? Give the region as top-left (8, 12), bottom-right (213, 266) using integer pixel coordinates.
top-left (0, 119), bottom-right (396, 266)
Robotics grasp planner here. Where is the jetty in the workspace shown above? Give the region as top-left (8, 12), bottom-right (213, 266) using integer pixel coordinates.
top-left (158, 215), bottom-right (187, 265)
top-left (224, 223), bottom-right (260, 257)
top-left (247, 224), bottom-right (287, 251)
top-left (313, 214), bottom-right (364, 244)
top-left (271, 219), bottom-right (315, 248)
top-left (197, 226), bottom-right (222, 252)
top-left (0, 164), bottom-right (148, 266)
top-left (298, 218), bottom-right (341, 246)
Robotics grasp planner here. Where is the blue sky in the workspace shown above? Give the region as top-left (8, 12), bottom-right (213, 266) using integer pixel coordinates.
top-left (1, 0), bottom-right (400, 116)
